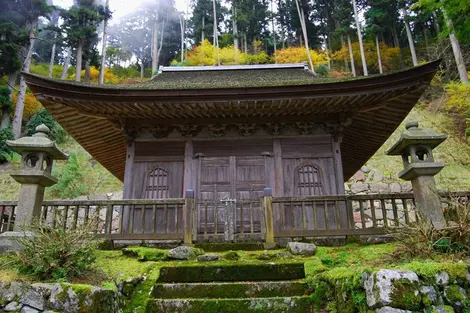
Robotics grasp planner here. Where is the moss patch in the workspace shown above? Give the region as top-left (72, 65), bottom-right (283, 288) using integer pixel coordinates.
top-left (390, 278), bottom-right (422, 310)
top-left (122, 247), bottom-right (168, 261)
top-left (157, 263), bottom-right (305, 283)
top-left (400, 261), bottom-right (469, 282)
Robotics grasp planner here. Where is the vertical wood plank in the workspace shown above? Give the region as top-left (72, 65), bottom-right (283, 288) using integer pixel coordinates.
top-left (359, 200), bottom-right (366, 229)
top-left (140, 205), bottom-right (146, 234)
top-left (334, 200), bottom-right (340, 230)
top-left (370, 200), bottom-right (377, 228)
top-left (301, 201), bottom-right (306, 231)
top-left (391, 198), bottom-right (399, 226)
top-left (129, 205), bottom-right (135, 234)
top-left (122, 140), bottom-right (135, 233)
top-left (164, 204), bottom-right (168, 233)
top-left (312, 201), bottom-right (318, 230)
top-left (403, 199), bottom-right (410, 225)
top-left (6, 206), bottom-right (15, 231)
top-left (380, 199), bottom-right (387, 228)
top-left (324, 200), bottom-right (329, 230)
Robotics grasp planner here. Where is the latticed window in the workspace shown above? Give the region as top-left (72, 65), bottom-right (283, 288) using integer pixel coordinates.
top-left (296, 164), bottom-right (323, 195)
top-left (145, 166), bottom-right (169, 199)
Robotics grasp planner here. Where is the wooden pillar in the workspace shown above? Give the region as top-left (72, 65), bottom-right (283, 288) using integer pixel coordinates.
top-left (183, 140), bottom-right (193, 194)
top-left (331, 136), bottom-right (345, 194)
top-left (184, 189), bottom-right (195, 246)
top-left (263, 187), bottom-right (275, 249)
top-left (122, 140), bottom-right (135, 233)
top-left (273, 139), bottom-right (284, 196)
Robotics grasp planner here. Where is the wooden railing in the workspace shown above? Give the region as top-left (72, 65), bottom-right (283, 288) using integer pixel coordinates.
top-left (1, 191), bottom-right (469, 244)
top-left (195, 199), bottom-right (264, 241)
top-left (272, 193), bottom-right (417, 237)
top-left (0, 201), bottom-right (16, 233)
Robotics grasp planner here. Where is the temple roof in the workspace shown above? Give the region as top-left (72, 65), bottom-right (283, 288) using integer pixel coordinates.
top-left (23, 60), bottom-right (441, 182)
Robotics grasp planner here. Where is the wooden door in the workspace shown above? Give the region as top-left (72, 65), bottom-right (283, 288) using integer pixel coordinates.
top-left (196, 156), bottom-right (267, 236)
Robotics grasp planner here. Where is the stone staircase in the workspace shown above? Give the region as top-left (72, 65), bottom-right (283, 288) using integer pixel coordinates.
top-left (146, 263), bottom-right (312, 313)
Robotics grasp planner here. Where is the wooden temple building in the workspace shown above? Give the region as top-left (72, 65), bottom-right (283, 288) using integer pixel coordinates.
top-left (21, 61), bottom-right (441, 240)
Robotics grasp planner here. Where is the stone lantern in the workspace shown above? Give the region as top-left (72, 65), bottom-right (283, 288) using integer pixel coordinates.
top-left (6, 124), bottom-right (68, 230)
top-left (386, 121), bottom-right (447, 228)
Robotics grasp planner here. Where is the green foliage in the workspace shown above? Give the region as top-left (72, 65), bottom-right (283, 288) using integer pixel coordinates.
top-left (316, 64), bottom-right (329, 77)
top-left (0, 85), bottom-right (12, 110)
top-left (390, 196), bottom-right (470, 258)
top-left (444, 82), bottom-right (470, 138)
top-left (49, 152), bottom-right (89, 199)
top-left (6, 219), bottom-right (98, 280)
top-left (0, 127), bottom-right (14, 163)
top-left (223, 250), bottom-right (240, 261)
top-left (122, 247), bottom-right (168, 261)
top-left (26, 109), bottom-right (67, 144)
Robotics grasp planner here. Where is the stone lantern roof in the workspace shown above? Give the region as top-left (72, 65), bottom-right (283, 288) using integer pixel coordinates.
top-left (6, 124), bottom-right (68, 160)
top-left (385, 121), bottom-right (447, 156)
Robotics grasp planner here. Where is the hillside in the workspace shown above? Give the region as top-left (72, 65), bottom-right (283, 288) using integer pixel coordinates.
top-left (0, 104), bottom-right (469, 201)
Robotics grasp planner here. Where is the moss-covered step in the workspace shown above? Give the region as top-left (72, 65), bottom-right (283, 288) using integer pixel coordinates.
top-left (157, 263), bottom-right (305, 283)
top-left (146, 296), bottom-right (312, 313)
top-left (151, 280), bottom-right (307, 299)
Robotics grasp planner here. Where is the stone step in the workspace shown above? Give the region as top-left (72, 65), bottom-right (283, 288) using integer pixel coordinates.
top-left (152, 280), bottom-right (307, 299)
top-left (146, 296), bottom-right (312, 313)
top-left (157, 263), bottom-right (305, 283)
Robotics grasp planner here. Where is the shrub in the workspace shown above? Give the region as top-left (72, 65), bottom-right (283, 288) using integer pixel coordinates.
top-left (0, 127), bottom-right (14, 163)
top-left (390, 196), bottom-right (470, 258)
top-left (6, 219), bottom-right (99, 280)
top-left (26, 109), bottom-right (67, 144)
top-left (49, 152), bottom-right (89, 199)
top-left (316, 64), bottom-right (329, 77)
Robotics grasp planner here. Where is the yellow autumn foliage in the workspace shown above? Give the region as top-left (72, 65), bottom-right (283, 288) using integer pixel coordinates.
top-left (274, 47), bottom-right (328, 68)
top-left (332, 41), bottom-right (400, 74)
top-left (12, 92), bottom-right (42, 119)
top-left (68, 66), bottom-right (119, 84)
top-left (184, 40), bottom-right (269, 66)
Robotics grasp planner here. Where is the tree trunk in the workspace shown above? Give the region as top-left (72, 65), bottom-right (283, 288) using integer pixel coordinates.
top-left (352, 0), bottom-right (368, 76)
top-left (271, 0), bottom-right (277, 63)
top-left (75, 41), bottom-right (83, 82)
top-left (141, 58), bottom-right (145, 78)
top-left (295, 0), bottom-right (315, 74)
top-left (326, 35), bottom-right (331, 69)
top-left (201, 15), bottom-right (205, 43)
top-left (180, 15), bottom-right (185, 63)
top-left (232, 5), bottom-right (239, 50)
top-left (432, 11), bottom-right (441, 34)
top-left (347, 34), bottom-right (356, 77)
top-left (156, 16), bottom-right (166, 70)
top-left (61, 47), bottom-right (72, 79)
top-left (423, 28), bottom-right (430, 59)
top-left (244, 33), bottom-right (248, 53)
top-left (212, 0), bottom-right (220, 65)
top-left (99, 0), bottom-right (110, 84)
top-left (48, 33), bottom-right (57, 78)
top-left (376, 35), bottom-right (383, 74)
top-left (402, 7), bottom-right (418, 66)
top-left (152, 9), bottom-right (159, 76)
top-left (336, 21), bottom-right (349, 71)
top-left (13, 22), bottom-right (37, 139)
top-left (84, 61), bottom-right (91, 83)
top-left (445, 15), bottom-right (469, 83)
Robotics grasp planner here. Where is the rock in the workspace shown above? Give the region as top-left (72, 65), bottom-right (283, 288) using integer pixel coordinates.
top-left (168, 246), bottom-right (196, 260)
top-left (432, 306), bottom-right (452, 313)
top-left (286, 242), bottom-right (317, 256)
top-left (444, 285), bottom-right (467, 305)
top-left (435, 271), bottom-right (450, 286)
top-left (420, 286), bottom-right (439, 304)
top-left (350, 182), bottom-right (369, 194)
top-left (353, 171), bottom-right (365, 181)
top-left (390, 183), bottom-right (401, 193)
top-left (197, 254), bottom-right (220, 262)
top-left (401, 183), bottom-right (413, 193)
top-left (21, 289), bottom-right (47, 310)
top-left (361, 166), bottom-right (371, 173)
top-left (275, 252), bottom-right (293, 259)
top-left (20, 306), bottom-right (41, 313)
top-left (49, 284), bottom-right (116, 313)
top-left (0, 281), bottom-right (29, 303)
top-left (0, 231), bottom-right (34, 253)
top-left (369, 171), bottom-right (385, 183)
top-left (3, 301), bottom-right (21, 311)
top-left (376, 307), bottom-right (412, 313)
top-left (370, 183), bottom-right (390, 194)
top-left (365, 269), bottom-right (419, 309)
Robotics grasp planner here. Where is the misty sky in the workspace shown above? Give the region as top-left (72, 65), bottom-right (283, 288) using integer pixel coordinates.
top-left (54, 0), bottom-right (189, 20)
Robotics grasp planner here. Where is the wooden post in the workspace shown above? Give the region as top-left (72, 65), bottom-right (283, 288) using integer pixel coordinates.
top-left (184, 189), bottom-right (195, 246)
top-left (263, 187), bottom-right (275, 249)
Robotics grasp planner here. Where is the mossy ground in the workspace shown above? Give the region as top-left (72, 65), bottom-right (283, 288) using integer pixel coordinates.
top-left (1, 243), bottom-right (468, 312)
